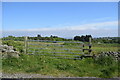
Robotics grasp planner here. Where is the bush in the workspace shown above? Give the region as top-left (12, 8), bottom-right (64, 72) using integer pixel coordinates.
top-left (94, 55), bottom-right (115, 66)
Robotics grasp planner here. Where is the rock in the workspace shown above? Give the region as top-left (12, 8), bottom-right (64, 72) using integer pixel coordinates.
top-left (8, 46), bottom-right (13, 50)
top-left (98, 51), bottom-right (119, 61)
top-left (0, 45), bottom-right (20, 58)
top-left (9, 50), bottom-right (15, 53)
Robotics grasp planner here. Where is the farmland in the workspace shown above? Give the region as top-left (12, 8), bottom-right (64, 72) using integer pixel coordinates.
top-left (1, 38), bottom-right (119, 78)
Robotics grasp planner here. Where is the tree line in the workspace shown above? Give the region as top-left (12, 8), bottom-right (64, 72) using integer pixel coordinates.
top-left (2, 35), bottom-right (120, 43)
top-left (74, 35), bottom-right (92, 42)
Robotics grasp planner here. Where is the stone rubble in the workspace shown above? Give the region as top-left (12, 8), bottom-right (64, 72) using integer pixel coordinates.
top-left (97, 51), bottom-right (120, 61)
top-left (0, 45), bottom-right (20, 58)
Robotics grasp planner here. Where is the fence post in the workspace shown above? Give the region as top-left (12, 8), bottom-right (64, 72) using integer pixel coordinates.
top-left (89, 37), bottom-right (92, 45)
top-left (0, 38), bottom-right (2, 45)
top-left (89, 37), bottom-right (92, 54)
top-left (82, 43), bottom-right (85, 53)
top-left (24, 36), bottom-right (28, 54)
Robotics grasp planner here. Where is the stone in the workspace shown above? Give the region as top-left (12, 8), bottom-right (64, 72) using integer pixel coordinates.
top-left (0, 45), bottom-right (20, 58)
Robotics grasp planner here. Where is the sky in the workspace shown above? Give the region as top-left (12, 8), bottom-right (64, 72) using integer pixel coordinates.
top-left (2, 2), bottom-right (118, 38)
top-left (2, 0), bottom-right (119, 2)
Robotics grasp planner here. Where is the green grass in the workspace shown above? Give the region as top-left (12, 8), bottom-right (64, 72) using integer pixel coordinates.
top-left (2, 40), bottom-right (119, 78)
top-left (2, 54), bottom-right (118, 77)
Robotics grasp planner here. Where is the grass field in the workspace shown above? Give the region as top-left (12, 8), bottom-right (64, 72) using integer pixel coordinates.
top-left (2, 40), bottom-right (119, 78)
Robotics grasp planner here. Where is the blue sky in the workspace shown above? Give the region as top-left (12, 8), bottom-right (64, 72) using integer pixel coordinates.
top-left (2, 2), bottom-right (118, 38)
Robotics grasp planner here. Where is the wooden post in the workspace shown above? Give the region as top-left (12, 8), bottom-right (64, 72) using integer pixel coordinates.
top-left (82, 43), bottom-right (85, 53)
top-left (89, 37), bottom-right (92, 45)
top-left (0, 38), bottom-right (2, 45)
top-left (24, 36), bottom-right (28, 54)
top-left (89, 37), bottom-right (92, 54)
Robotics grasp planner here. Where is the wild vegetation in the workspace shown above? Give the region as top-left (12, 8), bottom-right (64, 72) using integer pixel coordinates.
top-left (1, 36), bottom-right (119, 78)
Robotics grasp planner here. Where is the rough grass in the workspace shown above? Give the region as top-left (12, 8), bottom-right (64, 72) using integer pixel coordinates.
top-left (2, 40), bottom-right (119, 78)
top-left (2, 54), bottom-right (118, 78)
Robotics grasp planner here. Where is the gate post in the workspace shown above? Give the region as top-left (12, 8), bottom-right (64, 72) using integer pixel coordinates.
top-left (82, 43), bottom-right (85, 53)
top-left (24, 36), bottom-right (28, 54)
top-left (89, 37), bottom-right (92, 45)
top-left (89, 37), bottom-right (92, 54)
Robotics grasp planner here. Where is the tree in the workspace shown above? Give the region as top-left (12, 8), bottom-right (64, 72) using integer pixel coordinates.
top-left (74, 36), bottom-right (81, 41)
top-left (74, 35), bottom-right (92, 42)
top-left (85, 35), bottom-right (92, 42)
top-left (81, 35), bottom-right (85, 42)
top-left (37, 34), bottom-right (41, 37)
top-left (50, 35), bottom-right (53, 38)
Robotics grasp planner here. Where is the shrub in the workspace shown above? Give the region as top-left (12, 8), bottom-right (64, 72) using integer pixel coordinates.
top-left (94, 55), bottom-right (115, 66)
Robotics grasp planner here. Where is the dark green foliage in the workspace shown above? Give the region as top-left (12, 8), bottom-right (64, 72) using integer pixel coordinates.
top-left (94, 55), bottom-right (115, 66)
top-left (93, 37), bottom-right (119, 44)
top-left (37, 34), bottom-right (41, 37)
top-left (2, 36), bottom-right (24, 41)
top-left (74, 35), bottom-right (92, 42)
top-left (74, 36), bottom-right (81, 41)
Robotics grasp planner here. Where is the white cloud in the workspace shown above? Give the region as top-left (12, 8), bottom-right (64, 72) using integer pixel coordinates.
top-left (70, 21), bottom-right (117, 30)
top-left (3, 28), bottom-right (118, 38)
top-left (9, 21), bottom-right (117, 31)
top-left (3, 21), bottom-right (118, 38)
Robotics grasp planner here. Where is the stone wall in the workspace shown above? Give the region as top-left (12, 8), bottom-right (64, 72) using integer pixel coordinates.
top-left (0, 45), bottom-right (20, 58)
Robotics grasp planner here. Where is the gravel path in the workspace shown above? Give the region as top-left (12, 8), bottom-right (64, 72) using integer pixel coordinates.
top-left (2, 72), bottom-right (53, 78)
top-left (1, 73), bottom-right (120, 80)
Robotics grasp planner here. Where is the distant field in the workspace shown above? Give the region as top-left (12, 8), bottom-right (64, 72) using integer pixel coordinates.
top-left (91, 43), bottom-right (119, 54)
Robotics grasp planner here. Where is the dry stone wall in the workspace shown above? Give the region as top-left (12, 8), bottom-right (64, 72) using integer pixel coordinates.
top-left (0, 45), bottom-right (20, 58)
